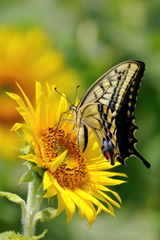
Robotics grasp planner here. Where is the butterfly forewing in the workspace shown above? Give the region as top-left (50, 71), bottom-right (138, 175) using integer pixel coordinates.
top-left (72, 60), bottom-right (151, 168)
top-left (77, 61), bottom-right (141, 114)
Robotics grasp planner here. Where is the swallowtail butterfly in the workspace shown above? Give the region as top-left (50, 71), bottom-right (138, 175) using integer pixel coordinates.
top-left (70, 60), bottom-right (151, 168)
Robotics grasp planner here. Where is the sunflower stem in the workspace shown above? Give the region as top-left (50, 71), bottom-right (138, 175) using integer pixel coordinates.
top-left (22, 179), bottom-right (43, 237)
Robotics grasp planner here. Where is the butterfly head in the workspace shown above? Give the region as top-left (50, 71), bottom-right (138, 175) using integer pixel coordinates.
top-left (70, 105), bottom-right (78, 124)
top-left (70, 105), bottom-right (77, 112)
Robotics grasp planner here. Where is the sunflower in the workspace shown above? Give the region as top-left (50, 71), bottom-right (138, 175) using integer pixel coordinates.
top-left (8, 82), bottom-right (126, 226)
top-left (0, 27), bottom-right (80, 161)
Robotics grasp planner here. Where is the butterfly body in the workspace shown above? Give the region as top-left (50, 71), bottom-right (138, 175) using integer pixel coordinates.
top-left (71, 60), bottom-right (151, 168)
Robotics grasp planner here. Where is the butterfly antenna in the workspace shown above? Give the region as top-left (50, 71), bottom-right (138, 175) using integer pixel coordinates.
top-left (73, 85), bottom-right (80, 105)
top-left (54, 87), bottom-right (72, 105)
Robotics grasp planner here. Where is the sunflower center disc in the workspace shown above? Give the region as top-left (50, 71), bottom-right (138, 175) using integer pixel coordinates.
top-left (40, 126), bottom-right (89, 191)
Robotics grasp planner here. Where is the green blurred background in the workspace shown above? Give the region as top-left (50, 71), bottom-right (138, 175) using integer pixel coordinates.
top-left (0, 0), bottom-right (160, 239)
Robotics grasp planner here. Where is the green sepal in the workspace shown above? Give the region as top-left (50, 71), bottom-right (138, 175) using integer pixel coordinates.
top-left (35, 187), bottom-right (46, 198)
top-left (18, 168), bottom-right (43, 187)
top-left (15, 134), bottom-right (35, 155)
top-left (11, 144), bottom-right (32, 156)
top-left (18, 169), bottom-right (35, 186)
top-left (19, 145), bottom-right (32, 155)
top-left (34, 207), bottom-right (56, 222)
top-left (12, 138), bottom-right (34, 156)
top-left (16, 130), bottom-right (25, 139)
top-left (23, 161), bottom-right (36, 167)
top-left (32, 166), bottom-right (45, 178)
top-left (32, 171), bottom-right (43, 185)
top-left (0, 229), bottom-right (48, 239)
top-left (19, 143), bottom-right (35, 155)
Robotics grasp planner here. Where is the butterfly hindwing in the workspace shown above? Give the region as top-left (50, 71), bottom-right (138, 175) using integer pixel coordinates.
top-left (75, 103), bottom-right (120, 164)
top-left (115, 64), bottom-right (151, 168)
top-left (71, 60), bottom-right (151, 168)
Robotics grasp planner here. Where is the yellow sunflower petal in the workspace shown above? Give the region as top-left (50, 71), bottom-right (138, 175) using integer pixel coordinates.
top-left (69, 190), bottom-right (97, 225)
top-left (20, 154), bottom-right (43, 167)
top-left (43, 171), bottom-right (54, 190)
top-left (10, 123), bottom-right (22, 131)
top-left (57, 190), bottom-right (76, 223)
top-left (48, 150), bottom-right (68, 172)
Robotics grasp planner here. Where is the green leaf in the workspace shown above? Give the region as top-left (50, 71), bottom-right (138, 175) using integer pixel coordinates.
top-left (0, 192), bottom-right (25, 206)
top-left (0, 192), bottom-right (27, 224)
top-left (32, 229), bottom-right (48, 239)
top-left (34, 207), bottom-right (56, 222)
top-left (0, 229), bottom-right (48, 239)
